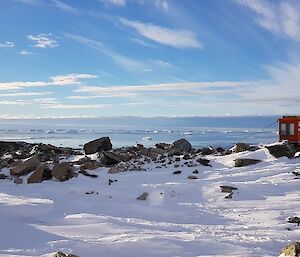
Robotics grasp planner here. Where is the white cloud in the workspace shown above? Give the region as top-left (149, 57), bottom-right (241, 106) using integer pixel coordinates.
top-left (27, 33), bottom-right (58, 48)
top-left (150, 59), bottom-right (178, 69)
top-left (99, 0), bottom-right (126, 6)
top-left (155, 0), bottom-right (168, 11)
top-left (15, 0), bottom-right (40, 5)
top-left (0, 92), bottom-right (53, 97)
top-left (18, 50), bottom-right (33, 55)
top-left (0, 73), bottom-right (97, 90)
top-left (0, 42), bottom-right (15, 48)
top-left (235, 0), bottom-right (300, 42)
top-left (120, 18), bottom-right (203, 49)
top-left (65, 33), bottom-right (149, 71)
top-left (51, 0), bottom-right (79, 14)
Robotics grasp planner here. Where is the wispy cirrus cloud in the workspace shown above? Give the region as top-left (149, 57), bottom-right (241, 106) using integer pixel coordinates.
top-left (51, 0), bottom-right (79, 14)
top-left (235, 0), bottom-right (300, 42)
top-left (0, 41), bottom-right (15, 48)
top-left (18, 50), bottom-right (33, 55)
top-left (99, 0), bottom-right (126, 6)
top-left (27, 33), bottom-right (58, 48)
top-left (120, 18), bottom-right (202, 49)
top-left (65, 33), bottom-right (149, 71)
top-left (0, 92), bottom-right (53, 97)
top-left (0, 73), bottom-right (97, 90)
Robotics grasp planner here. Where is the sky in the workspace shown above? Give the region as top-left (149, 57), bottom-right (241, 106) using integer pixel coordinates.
top-left (0, 0), bottom-right (300, 118)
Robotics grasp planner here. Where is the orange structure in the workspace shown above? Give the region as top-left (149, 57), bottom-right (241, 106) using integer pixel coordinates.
top-left (278, 116), bottom-right (300, 144)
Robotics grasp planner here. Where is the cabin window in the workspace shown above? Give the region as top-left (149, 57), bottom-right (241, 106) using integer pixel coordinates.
top-left (280, 123), bottom-right (287, 136)
top-left (298, 121), bottom-right (300, 132)
top-left (289, 123), bottom-right (295, 136)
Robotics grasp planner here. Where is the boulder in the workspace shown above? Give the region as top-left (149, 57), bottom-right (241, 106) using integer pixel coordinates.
top-left (10, 156), bottom-right (41, 176)
top-left (84, 137), bottom-right (112, 154)
top-left (234, 158), bottom-right (261, 167)
top-left (172, 138), bottom-right (192, 152)
top-left (196, 158), bottom-right (211, 167)
top-left (102, 151), bottom-right (122, 166)
top-left (108, 166), bottom-right (122, 174)
top-left (137, 192), bottom-right (148, 200)
top-left (220, 185), bottom-right (238, 193)
top-left (232, 143), bottom-right (250, 153)
top-left (280, 241), bottom-right (300, 256)
top-left (14, 177), bottom-right (23, 184)
top-left (201, 147), bottom-right (215, 155)
top-left (266, 143), bottom-right (296, 158)
top-left (173, 170), bottom-right (181, 175)
top-left (52, 163), bottom-right (77, 182)
top-left (155, 143), bottom-right (171, 150)
top-left (27, 164), bottom-right (51, 184)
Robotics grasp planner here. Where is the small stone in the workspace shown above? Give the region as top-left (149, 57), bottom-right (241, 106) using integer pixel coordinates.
top-left (173, 170), bottom-right (181, 175)
top-left (288, 217), bottom-right (300, 226)
top-left (54, 252), bottom-right (67, 257)
top-left (196, 158), bottom-right (211, 167)
top-left (0, 174), bottom-right (7, 179)
top-left (220, 185), bottom-right (238, 193)
top-left (188, 175), bottom-right (198, 180)
top-left (137, 192), bottom-right (148, 200)
top-left (14, 177), bottom-right (23, 184)
top-left (192, 170), bottom-right (199, 174)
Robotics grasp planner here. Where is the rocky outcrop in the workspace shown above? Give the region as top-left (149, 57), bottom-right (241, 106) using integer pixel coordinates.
top-left (10, 156), bottom-right (41, 176)
top-left (52, 163), bottom-right (77, 182)
top-left (234, 158), bottom-right (261, 167)
top-left (172, 138), bottom-right (192, 152)
top-left (280, 241), bottom-right (300, 256)
top-left (84, 137), bottom-right (112, 155)
top-left (266, 143), bottom-right (296, 159)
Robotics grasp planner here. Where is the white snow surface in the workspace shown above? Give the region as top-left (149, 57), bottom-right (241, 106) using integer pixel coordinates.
top-left (0, 147), bottom-right (300, 257)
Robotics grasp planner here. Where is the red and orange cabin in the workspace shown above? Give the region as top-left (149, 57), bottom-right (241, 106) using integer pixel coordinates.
top-left (278, 116), bottom-right (300, 145)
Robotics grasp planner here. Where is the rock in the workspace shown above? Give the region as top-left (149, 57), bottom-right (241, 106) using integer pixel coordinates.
top-left (10, 156), bottom-right (41, 176)
top-left (80, 161), bottom-right (99, 170)
top-left (192, 170), bottom-right (199, 174)
top-left (232, 143), bottom-right (250, 153)
top-left (102, 151), bottom-right (122, 166)
top-left (288, 217), bottom-right (300, 226)
top-left (220, 185), bottom-right (238, 193)
top-left (279, 241), bottom-right (300, 256)
top-left (173, 170), bottom-right (181, 175)
top-left (52, 163), bottom-right (77, 182)
top-left (54, 252), bottom-right (67, 257)
top-left (27, 164), bottom-right (50, 184)
top-left (84, 137), bottom-right (112, 154)
top-left (183, 154), bottom-right (191, 160)
top-left (224, 192), bottom-right (233, 199)
top-left (196, 158), bottom-right (211, 167)
top-left (14, 177), bottom-right (23, 184)
top-left (137, 192), bottom-right (148, 201)
top-left (155, 143), bottom-right (171, 150)
top-left (67, 254), bottom-right (80, 257)
top-left (77, 156), bottom-right (91, 165)
top-left (201, 147), bottom-right (215, 155)
top-left (78, 170), bottom-right (98, 178)
top-left (234, 158), bottom-right (261, 167)
top-left (172, 138), bottom-right (192, 152)
top-left (187, 175), bottom-right (198, 180)
top-left (0, 174), bottom-right (7, 179)
top-left (108, 166), bottom-right (122, 174)
top-left (266, 143), bottom-right (296, 159)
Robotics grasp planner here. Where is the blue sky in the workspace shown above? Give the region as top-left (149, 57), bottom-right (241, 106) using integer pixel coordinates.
top-left (0, 0), bottom-right (300, 118)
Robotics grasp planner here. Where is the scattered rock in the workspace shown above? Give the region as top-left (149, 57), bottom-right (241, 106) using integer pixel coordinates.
top-left (192, 170), bottom-right (199, 174)
top-left (14, 177), bottom-right (23, 184)
top-left (173, 170), bottom-right (181, 175)
top-left (109, 179), bottom-right (117, 185)
top-left (172, 138), bottom-right (192, 152)
top-left (78, 170), bottom-right (98, 178)
top-left (279, 241), bottom-right (300, 257)
top-left (137, 192), bottom-right (148, 201)
top-left (188, 175), bottom-right (198, 180)
top-left (220, 185), bottom-right (238, 193)
top-left (196, 158), bottom-right (211, 167)
top-left (234, 158), bottom-right (261, 167)
top-left (84, 137), bottom-right (112, 155)
top-left (232, 143), bottom-right (250, 153)
top-left (54, 252), bottom-right (66, 257)
top-left (27, 164), bottom-right (51, 184)
top-left (101, 151), bottom-right (122, 166)
top-left (266, 143), bottom-right (296, 159)
top-left (201, 147), bottom-right (215, 155)
top-left (80, 161), bottom-right (99, 170)
top-left (108, 166), bottom-right (122, 174)
top-left (77, 156), bottom-right (91, 165)
top-left (10, 156), bottom-right (41, 176)
top-left (155, 143), bottom-right (171, 150)
top-left (0, 174), bottom-right (7, 179)
top-left (52, 163), bottom-right (77, 182)
top-left (288, 217), bottom-right (300, 226)
top-left (224, 192), bottom-right (233, 199)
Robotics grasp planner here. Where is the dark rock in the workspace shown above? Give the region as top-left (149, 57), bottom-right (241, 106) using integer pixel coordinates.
top-left (14, 177), bottom-right (23, 184)
top-left (155, 143), bottom-right (171, 150)
top-left (266, 143), bottom-right (296, 158)
top-left (77, 156), bottom-right (91, 165)
top-left (234, 158), bottom-right (261, 167)
top-left (137, 192), bottom-right (148, 200)
top-left (10, 156), bottom-right (41, 176)
top-left (0, 174), bottom-right (7, 179)
top-left (220, 185), bottom-right (238, 193)
top-left (188, 175), bottom-right (198, 180)
top-left (27, 164), bottom-right (52, 184)
top-left (173, 170), bottom-right (181, 175)
top-left (172, 138), bottom-right (192, 152)
top-left (288, 217), bottom-right (300, 226)
top-left (84, 137), bottom-right (112, 154)
top-left (175, 157), bottom-right (181, 162)
top-left (183, 154), bottom-right (191, 160)
top-left (192, 170), bottom-right (199, 174)
top-left (232, 143), bottom-right (250, 153)
top-left (80, 161), bottom-right (99, 170)
top-left (101, 151), bottom-right (122, 166)
top-left (52, 163), bottom-right (77, 182)
top-left (54, 252), bottom-right (67, 257)
top-left (108, 179), bottom-right (117, 185)
top-left (196, 158), bottom-right (211, 167)
top-left (225, 192), bottom-right (233, 199)
top-left (201, 147), bottom-right (215, 155)
top-left (280, 241), bottom-right (300, 257)
top-left (216, 147), bottom-right (225, 153)
top-left (78, 169), bottom-right (98, 178)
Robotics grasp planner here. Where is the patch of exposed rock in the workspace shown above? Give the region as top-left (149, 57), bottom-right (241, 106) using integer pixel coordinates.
top-left (84, 137), bottom-right (112, 154)
top-left (266, 143), bottom-right (296, 159)
top-left (234, 158), bottom-right (261, 167)
top-left (52, 162), bottom-right (77, 182)
top-left (280, 241), bottom-right (300, 256)
top-left (10, 156), bottom-right (41, 176)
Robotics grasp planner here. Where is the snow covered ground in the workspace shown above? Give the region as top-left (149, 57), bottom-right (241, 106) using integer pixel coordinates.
top-left (0, 147), bottom-right (299, 257)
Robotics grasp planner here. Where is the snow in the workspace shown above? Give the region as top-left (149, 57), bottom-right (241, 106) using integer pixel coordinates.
top-left (0, 146), bottom-right (299, 257)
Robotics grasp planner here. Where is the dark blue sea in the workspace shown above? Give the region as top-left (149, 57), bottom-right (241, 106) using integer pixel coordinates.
top-left (0, 116), bottom-right (279, 149)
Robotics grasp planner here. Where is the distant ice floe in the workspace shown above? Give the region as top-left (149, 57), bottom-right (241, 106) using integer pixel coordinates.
top-left (143, 136), bottom-right (152, 141)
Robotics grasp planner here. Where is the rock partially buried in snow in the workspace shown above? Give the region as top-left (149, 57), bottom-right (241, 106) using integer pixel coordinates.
top-left (52, 163), bottom-right (77, 182)
top-left (137, 192), bottom-right (148, 200)
top-left (279, 241), bottom-right (300, 256)
top-left (14, 177), bottom-right (23, 184)
top-left (53, 252), bottom-right (79, 257)
top-left (287, 217), bottom-right (300, 226)
top-left (234, 158), bottom-right (261, 167)
top-left (102, 151), bottom-right (122, 166)
top-left (83, 137), bottom-right (112, 155)
top-left (172, 138), bottom-right (192, 152)
top-left (266, 143), bottom-right (296, 159)
top-left (232, 142), bottom-right (250, 153)
top-left (220, 185), bottom-right (238, 193)
top-left (27, 164), bottom-right (51, 184)
top-left (10, 155), bottom-right (41, 176)
top-left (196, 158), bottom-right (211, 166)
top-left (188, 175), bottom-right (198, 180)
